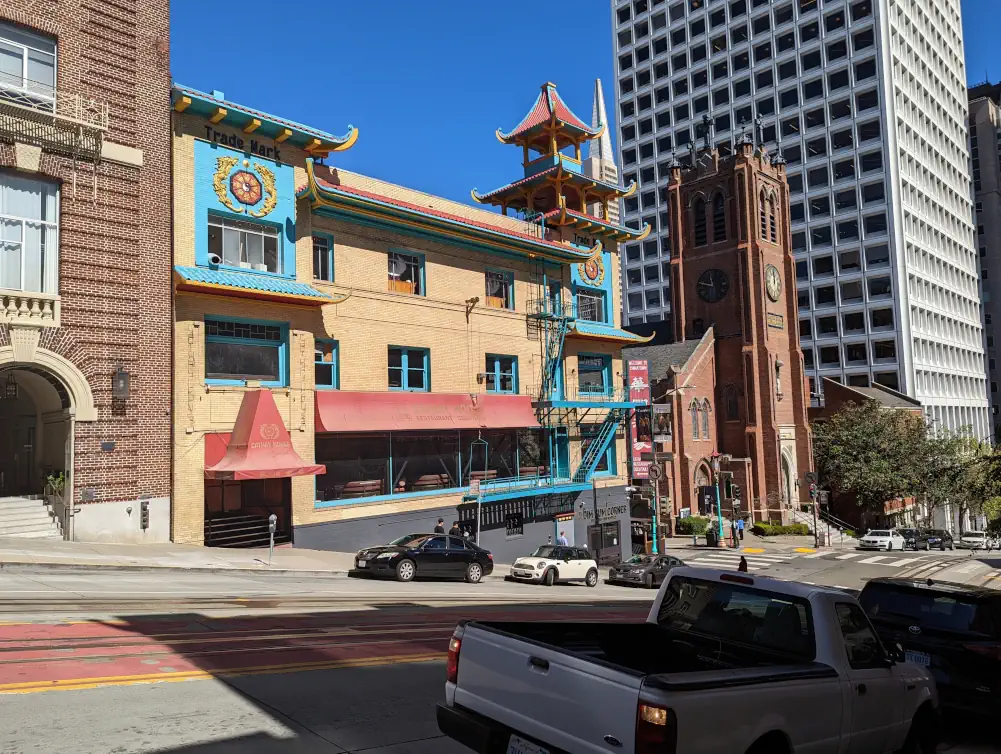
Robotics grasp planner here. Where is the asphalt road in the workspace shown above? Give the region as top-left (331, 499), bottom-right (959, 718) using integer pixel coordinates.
top-left (0, 551), bottom-right (995, 753)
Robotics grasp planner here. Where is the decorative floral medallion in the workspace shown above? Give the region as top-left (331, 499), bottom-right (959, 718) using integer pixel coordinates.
top-left (230, 170), bottom-right (262, 206)
top-left (212, 157), bottom-right (278, 218)
top-left (578, 254), bottom-right (605, 286)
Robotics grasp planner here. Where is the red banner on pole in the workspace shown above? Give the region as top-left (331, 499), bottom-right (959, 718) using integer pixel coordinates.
top-left (628, 360), bottom-right (651, 479)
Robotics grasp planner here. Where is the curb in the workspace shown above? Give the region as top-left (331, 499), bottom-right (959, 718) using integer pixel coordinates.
top-left (0, 560), bottom-right (350, 578)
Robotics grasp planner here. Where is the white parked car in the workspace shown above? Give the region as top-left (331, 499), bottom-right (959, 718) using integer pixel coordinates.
top-left (957, 531), bottom-right (987, 549)
top-left (858, 528), bottom-right (907, 551)
top-left (509, 545), bottom-right (599, 587)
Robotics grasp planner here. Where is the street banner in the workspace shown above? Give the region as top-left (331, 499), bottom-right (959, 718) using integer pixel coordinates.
top-left (627, 360), bottom-right (651, 479)
top-left (652, 404), bottom-right (673, 444)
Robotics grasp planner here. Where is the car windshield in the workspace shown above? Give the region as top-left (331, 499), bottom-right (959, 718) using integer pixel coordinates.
top-left (657, 576), bottom-right (816, 660)
top-left (390, 534), bottom-right (428, 546)
top-left (531, 546), bottom-right (559, 558)
top-left (860, 585), bottom-right (1001, 637)
top-left (868, 530), bottom-right (891, 537)
top-left (625, 555), bottom-right (654, 565)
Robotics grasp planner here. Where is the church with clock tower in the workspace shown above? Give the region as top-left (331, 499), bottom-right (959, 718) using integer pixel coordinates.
top-left (626, 128), bottom-right (813, 527)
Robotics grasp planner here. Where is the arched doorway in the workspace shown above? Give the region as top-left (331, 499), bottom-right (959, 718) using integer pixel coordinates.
top-left (694, 462), bottom-right (711, 515)
top-left (0, 365), bottom-right (72, 497)
top-left (781, 453), bottom-right (794, 506)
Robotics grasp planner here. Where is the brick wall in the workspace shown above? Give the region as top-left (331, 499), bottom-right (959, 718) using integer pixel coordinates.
top-left (0, 2), bottom-right (172, 513)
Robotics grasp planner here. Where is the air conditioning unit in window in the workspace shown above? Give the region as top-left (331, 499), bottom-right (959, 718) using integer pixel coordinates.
top-left (239, 262), bottom-right (252, 269)
top-left (252, 263), bottom-right (268, 271)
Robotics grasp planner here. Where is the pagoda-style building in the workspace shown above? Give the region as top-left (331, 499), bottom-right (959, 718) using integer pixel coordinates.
top-left (472, 82), bottom-right (649, 248)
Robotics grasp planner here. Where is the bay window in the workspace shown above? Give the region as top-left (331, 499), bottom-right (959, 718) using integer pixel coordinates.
top-left (0, 174), bottom-right (58, 293)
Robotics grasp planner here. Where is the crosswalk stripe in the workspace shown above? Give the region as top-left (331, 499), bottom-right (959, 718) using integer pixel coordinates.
top-left (858, 556), bottom-right (890, 564)
top-left (836, 553), bottom-right (860, 560)
top-left (802, 552), bottom-right (830, 559)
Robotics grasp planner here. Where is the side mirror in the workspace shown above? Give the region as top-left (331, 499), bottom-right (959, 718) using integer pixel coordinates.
top-left (887, 642), bottom-right (906, 664)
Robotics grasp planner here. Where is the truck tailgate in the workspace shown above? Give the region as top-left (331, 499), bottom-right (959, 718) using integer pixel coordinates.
top-left (454, 623), bottom-right (643, 753)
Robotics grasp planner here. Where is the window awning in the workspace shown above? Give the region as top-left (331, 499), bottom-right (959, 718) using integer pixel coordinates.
top-left (315, 391), bottom-right (541, 433)
top-left (205, 389), bottom-right (325, 480)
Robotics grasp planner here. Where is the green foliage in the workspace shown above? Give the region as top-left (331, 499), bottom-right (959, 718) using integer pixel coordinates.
top-left (676, 516), bottom-right (710, 535)
top-left (752, 522), bottom-right (810, 536)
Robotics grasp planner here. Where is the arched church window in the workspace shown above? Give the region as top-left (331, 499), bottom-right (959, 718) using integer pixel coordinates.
top-left (690, 400), bottom-right (700, 439)
top-left (712, 193), bottom-right (726, 242)
top-left (722, 384), bottom-right (739, 421)
top-left (701, 399), bottom-right (711, 438)
top-left (768, 192), bottom-right (778, 243)
top-left (693, 197), bottom-right (708, 246)
top-left (759, 191), bottom-right (768, 239)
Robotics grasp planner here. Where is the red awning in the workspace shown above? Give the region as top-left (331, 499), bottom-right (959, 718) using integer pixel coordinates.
top-left (205, 389), bottom-right (326, 480)
top-left (315, 391), bottom-right (540, 433)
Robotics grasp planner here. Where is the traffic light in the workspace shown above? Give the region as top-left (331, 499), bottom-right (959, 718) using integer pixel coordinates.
top-left (809, 483), bottom-right (817, 501)
top-left (140, 500), bottom-right (149, 530)
top-left (732, 484), bottom-right (741, 501)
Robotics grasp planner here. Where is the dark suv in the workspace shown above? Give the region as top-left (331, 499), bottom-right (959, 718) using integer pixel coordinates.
top-left (859, 578), bottom-right (1001, 718)
top-left (914, 529), bottom-right (954, 551)
top-left (898, 528), bottom-right (921, 550)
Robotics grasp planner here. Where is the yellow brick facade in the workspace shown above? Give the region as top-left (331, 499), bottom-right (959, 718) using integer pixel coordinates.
top-left (171, 101), bottom-right (633, 548)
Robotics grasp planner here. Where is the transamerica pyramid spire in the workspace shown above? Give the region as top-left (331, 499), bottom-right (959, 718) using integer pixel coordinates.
top-left (586, 78), bottom-right (614, 162)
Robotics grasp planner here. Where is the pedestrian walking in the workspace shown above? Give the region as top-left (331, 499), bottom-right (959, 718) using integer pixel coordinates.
top-left (738, 556), bottom-right (748, 573)
top-left (557, 530), bottom-right (569, 546)
top-left (434, 518), bottom-right (445, 534)
top-left (449, 521), bottom-right (462, 536)
top-left (737, 517), bottom-right (745, 541)
top-left (731, 519), bottom-right (739, 548)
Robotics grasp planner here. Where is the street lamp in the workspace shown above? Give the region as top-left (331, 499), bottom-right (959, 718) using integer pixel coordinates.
top-left (710, 450), bottom-right (724, 544)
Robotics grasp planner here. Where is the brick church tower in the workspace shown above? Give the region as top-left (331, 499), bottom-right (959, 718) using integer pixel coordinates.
top-left (665, 130), bottom-right (812, 515)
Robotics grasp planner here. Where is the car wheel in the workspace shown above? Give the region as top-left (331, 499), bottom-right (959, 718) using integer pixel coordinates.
top-left (644, 572), bottom-right (654, 589)
top-left (939, 543), bottom-right (946, 551)
top-left (543, 568), bottom-right (556, 586)
top-left (585, 569), bottom-right (598, 588)
top-left (899, 705), bottom-right (941, 754)
top-left (395, 559), bottom-right (416, 583)
top-left (465, 562), bottom-right (483, 584)
top-left (887, 542), bottom-right (892, 551)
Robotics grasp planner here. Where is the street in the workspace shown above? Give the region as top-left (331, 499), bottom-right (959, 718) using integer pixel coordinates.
top-left (0, 550), bottom-right (996, 753)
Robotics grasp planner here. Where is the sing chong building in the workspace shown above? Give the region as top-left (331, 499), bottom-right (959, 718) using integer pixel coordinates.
top-left (170, 83), bottom-right (652, 562)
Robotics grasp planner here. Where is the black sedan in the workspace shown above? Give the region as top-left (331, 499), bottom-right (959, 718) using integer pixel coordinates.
top-left (914, 529), bottom-right (955, 551)
top-left (606, 554), bottom-right (685, 588)
top-left (349, 533), bottom-right (494, 583)
top-left (859, 577), bottom-right (1001, 719)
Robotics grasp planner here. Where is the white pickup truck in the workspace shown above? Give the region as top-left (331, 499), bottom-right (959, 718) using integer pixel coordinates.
top-left (437, 567), bottom-right (939, 754)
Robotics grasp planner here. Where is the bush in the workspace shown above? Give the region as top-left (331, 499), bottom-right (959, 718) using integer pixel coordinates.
top-left (752, 522), bottom-right (811, 536)
top-left (676, 516), bottom-right (710, 535)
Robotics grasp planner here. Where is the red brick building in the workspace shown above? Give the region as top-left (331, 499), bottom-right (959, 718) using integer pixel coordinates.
top-left (626, 136), bottom-right (812, 530)
top-left (0, 4), bottom-right (172, 542)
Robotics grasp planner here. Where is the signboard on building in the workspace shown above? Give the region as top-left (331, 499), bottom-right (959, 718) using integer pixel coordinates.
top-left (628, 360), bottom-right (651, 479)
top-left (652, 404), bottom-right (673, 444)
top-left (767, 312), bottom-right (784, 329)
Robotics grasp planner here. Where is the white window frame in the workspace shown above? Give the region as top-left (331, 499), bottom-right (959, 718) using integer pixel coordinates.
top-left (208, 214), bottom-right (281, 274)
top-left (0, 22), bottom-right (57, 107)
top-left (0, 175), bottom-right (59, 294)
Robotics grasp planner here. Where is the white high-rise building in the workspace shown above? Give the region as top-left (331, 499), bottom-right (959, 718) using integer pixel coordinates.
top-left (611, 0), bottom-right (988, 438)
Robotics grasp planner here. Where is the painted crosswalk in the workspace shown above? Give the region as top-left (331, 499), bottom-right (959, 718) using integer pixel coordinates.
top-left (682, 548), bottom-right (972, 574)
top-left (687, 551), bottom-right (796, 572)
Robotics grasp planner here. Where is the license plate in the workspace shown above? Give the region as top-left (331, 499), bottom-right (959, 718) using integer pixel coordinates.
top-left (506, 734), bottom-right (548, 754)
top-left (905, 650), bottom-right (931, 667)
top-left (357, 560), bottom-right (367, 568)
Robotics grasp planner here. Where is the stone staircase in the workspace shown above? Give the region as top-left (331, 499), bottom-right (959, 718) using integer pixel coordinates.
top-left (0, 495), bottom-right (63, 539)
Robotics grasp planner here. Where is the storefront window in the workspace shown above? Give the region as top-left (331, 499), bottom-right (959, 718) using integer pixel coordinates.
top-left (315, 432), bottom-right (391, 501)
top-left (461, 429), bottom-right (518, 481)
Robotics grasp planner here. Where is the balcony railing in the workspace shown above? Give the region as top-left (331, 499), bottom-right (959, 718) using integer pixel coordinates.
top-left (0, 80), bottom-right (108, 159)
top-left (0, 290), bottom-right (60, 328)
top-left (529, 383), bottom-right (634, 405)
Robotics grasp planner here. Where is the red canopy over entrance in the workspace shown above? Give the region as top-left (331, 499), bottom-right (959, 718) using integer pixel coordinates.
top-left (204, 389), bottom-right (325, 480)
top-left (314, 391), bottom-right (540, 432)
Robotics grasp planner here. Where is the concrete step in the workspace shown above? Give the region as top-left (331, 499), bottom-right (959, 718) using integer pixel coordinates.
top-left (0, 498), bottom-right (51, 511)
top-left (0, 528), bottom-right (61, 539)
top-left (0, 521), bottom-right (62, 537)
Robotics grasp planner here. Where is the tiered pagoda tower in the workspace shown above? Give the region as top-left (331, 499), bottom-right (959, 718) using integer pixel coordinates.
top-left (472, 82), bottom-right (648, 248)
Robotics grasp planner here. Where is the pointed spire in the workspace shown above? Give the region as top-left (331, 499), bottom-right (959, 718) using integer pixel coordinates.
top-left (585, 78), bottom-right (614, 162)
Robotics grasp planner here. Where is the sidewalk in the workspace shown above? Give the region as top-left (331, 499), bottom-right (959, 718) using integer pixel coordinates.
top-left (0, 537), bottom-right (355, 576)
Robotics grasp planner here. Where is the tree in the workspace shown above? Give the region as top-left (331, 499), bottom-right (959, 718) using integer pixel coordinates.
top-left (812, 401), bottom-right (929, 513)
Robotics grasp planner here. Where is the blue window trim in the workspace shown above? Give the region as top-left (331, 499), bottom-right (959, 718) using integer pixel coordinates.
top-left (204, 315), bottom-right (289, 387)
top-left (206, 210), bottom-right (293, 280)
top-left (578, 352), bottom-right (612, 396)
top-left (388, 345), bottom-right (430, 392)
top-left (582, 422), bottom-right (617, 477)
top-left (313, 231), bottom-right (335, 282)
top-left (574, 286), bottom-right (609, 324)
top-left (485, 353), bottom-right (518, 394)
top-left (485, 267), bottom-right (515, 309)
top-left (388, 247), bottom-right (426, 296)
top-left (314, 338), bottom-right (339, 390)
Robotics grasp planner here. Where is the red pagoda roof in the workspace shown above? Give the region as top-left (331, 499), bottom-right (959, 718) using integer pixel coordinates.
top-left (497, 82), bottom-right (602, 145)
top-left (472, 164), bottom-right (635, 203)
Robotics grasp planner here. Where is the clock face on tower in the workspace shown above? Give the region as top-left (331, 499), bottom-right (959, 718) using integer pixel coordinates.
top-left (696, 269), bottom-right (729, 303)
top-left (765, 264), bottom-right (782, 302)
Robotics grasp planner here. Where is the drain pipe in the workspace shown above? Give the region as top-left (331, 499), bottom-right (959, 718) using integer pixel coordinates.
top-left (65, 416), bottom-right (75, 541)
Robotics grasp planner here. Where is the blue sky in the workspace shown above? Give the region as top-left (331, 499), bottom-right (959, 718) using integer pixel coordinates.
top-left (171, 0), bottom-right (1000, 207)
